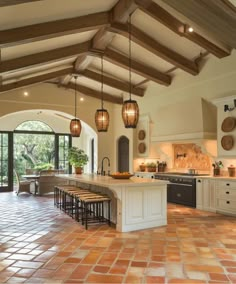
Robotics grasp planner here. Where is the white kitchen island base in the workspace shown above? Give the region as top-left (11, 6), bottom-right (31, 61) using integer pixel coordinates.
top-left (56, 174), bottom-right (168, 232)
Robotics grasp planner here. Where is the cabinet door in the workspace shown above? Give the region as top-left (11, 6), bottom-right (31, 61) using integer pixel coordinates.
top-left (202, 179), bottom-right (216, 212)
top-left (196, 179), bottom-right (203, 209)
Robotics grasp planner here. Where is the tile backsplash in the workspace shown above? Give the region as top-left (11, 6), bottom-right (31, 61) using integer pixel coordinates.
top-left (173, 143), bottom-right (211, 170)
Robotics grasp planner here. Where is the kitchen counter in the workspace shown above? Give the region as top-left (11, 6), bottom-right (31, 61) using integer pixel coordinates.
top-left (197, 175), bottom-right (236, 180)
top-left (56, 174), bottom-right (168, 232)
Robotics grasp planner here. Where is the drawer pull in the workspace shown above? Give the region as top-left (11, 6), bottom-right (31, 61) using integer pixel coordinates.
top-left (226, 201), bottom-right (230, 204)
top-left (226, 191), bottom-right (230, 194)
top-left (198, 180), bottom-right (201, 183)
top-left (177, 193), bottom-right (181, 197)
top-left (226, 183), bottom-right (230, 186)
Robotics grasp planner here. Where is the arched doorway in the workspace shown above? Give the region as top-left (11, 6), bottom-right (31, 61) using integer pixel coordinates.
top-left (118, 136), bottom-right (129, 172)
top-left (0, 110), bottom-right (98, 191)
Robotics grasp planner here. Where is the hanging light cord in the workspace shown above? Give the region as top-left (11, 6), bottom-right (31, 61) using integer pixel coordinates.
top-left (101, 55), bottom-right (104, 109)
top-left (74, 76), bottom-right (77, 118)
top-left (129, 14), bottom-right (132, 101)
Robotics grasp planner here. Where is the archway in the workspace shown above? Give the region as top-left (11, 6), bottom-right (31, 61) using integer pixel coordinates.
top-left (118, 136), bottom-right (129, 172)
top-left (0, 109), bottom-right (98, 191)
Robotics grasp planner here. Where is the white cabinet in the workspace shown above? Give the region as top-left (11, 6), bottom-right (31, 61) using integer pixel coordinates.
top-left (196, 178), bottom-right (216, 212)
top-left (215, 180), bottom-right (236, 216)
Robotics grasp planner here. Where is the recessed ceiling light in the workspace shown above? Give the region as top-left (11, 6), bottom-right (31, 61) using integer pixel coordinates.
top-left (188, 27), bottom-right (194, 33)
top-left (23, 91), bottom-right (29, 96)
top-left (80, 97), bottom-right (84, 102)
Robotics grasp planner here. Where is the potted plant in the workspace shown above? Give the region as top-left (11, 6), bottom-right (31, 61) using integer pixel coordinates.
top-left (146, 162), bottom-right (156, 172)
top-left (139, 163), bottom-right (146, 172)
top-left (212, 160), bottom-right (223, 176)
top-left (68, 147), bottom-right (89, 174)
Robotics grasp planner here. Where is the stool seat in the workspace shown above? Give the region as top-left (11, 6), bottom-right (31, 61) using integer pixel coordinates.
top-left (54, 185), bottom-right (111, 230)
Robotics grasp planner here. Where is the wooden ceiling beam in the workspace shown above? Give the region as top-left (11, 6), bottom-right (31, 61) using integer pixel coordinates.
top-left (103, 48), bottom-right (171, 86)
top-left (80, 69), bottom-right (145, 97)
top-left (0, 0), bottom-right (43, 7)
top-left (0, 12), bottom-right (110, 46)
top-left (0, 41), bottom-right (90, 73)
top-left (65, 82), bottom-right (123, 105)
top-left (109, 22), bottom-right (199, 75)
top-left (0, 67), bottom-right (73, 93)
top-left (136, 0), bottom-right (231, 58)
top-left (164, 0), bottom-right (236, 48)
top-left (76, 0), bottom-right (142, 70)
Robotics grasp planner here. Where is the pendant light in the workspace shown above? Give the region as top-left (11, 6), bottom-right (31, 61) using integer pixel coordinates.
top-left (70, 75), bottom-right (82, 137)
top-left (122, 14), bottom-right (139, 128)
top-left (95, 55), bottom-right (109, 132)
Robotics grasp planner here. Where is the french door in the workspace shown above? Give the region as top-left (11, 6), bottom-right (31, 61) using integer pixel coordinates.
top-left (0, 132), bottom-right (13, 192)
top-left (0, 131), bottom-right (71, 192)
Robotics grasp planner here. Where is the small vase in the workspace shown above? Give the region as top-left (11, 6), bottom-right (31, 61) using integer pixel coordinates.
top-left (75, 167), bottom-right (83, 174)
top-left (139, 165), bottom-right (146, 172)
top-left (213, 168), bottom-right (220, 176)
top-left (228, 167), bottom-right (235, 177)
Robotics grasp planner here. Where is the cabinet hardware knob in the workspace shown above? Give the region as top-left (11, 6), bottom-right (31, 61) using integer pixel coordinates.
top-left (226, 191), bottom-right (229, 194)
top-left (226, 183), bottom-right (230, 186)
top-left (227, 201), bottom-right (230, 204)
top-left (198, 180), bottom-right (201, 183)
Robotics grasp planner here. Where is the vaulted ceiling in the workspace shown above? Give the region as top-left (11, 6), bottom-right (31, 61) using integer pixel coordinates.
top-left (0, 0), bottom-right (235, 105)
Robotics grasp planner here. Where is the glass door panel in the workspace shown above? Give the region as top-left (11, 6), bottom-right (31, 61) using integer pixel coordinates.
top-left (58, 135), bottom-right (70, 173)
top-left (0, 133), bottom-right (9, 191)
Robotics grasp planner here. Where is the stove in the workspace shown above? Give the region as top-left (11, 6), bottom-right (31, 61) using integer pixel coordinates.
top-left (154, 172), bottom-right (209, 207)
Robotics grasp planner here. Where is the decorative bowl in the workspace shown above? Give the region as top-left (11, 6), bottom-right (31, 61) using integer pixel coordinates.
top-left (110, 173), bottom-right (134, 179)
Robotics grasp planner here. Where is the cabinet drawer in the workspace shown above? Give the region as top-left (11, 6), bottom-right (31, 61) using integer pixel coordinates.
top-left (216, 188), bottom-right (236, 199)
top-left (216, 199), bottom-right (236, 212)
top-left (216, 181), bottom-right (236, 190)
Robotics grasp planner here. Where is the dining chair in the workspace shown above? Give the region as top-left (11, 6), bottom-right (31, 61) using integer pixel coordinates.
top-left (14, 169), bottom-right (33, 195)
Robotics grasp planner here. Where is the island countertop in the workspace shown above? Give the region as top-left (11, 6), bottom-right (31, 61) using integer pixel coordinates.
top-left (56, 174), bottom-right (168, 232)
top-left (56, 173), bottom-right (168, 188)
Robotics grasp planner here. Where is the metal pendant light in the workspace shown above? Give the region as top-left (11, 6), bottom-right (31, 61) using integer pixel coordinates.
top-left (122, 14), bottom-right (139, 128)
top-left (70, 75), bottom-right (82, 137)
top-left (95, 55), bottom-right (109, 132)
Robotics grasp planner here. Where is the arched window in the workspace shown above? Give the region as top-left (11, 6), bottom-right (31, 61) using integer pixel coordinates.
top-left (15, 120), bottom-right (53, 132)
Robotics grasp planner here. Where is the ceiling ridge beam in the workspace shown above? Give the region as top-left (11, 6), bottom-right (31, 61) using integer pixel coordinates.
top-left (80, 69), bottom-right (145, 97)
top-left (104, 48), bottom-right (171, 86)
top-left (108, 22), bottom-right (199, 75)
top-left (65, 81), bottom-right (123, 105)
top-left (0, 12), bottom-right (110, 46)
top-left (0, 67), bottom-right (73, 93)
top-left (135, 0), bottom-right (231, 58)
top-left (0, 41), bottom-right (90, 73)
top-left (74, 0), bottom-right (141, 71)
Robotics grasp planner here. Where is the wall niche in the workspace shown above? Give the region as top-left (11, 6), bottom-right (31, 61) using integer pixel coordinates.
top-left (173, 143), bottom-right (211, 170)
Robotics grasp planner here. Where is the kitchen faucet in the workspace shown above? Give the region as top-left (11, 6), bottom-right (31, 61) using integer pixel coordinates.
top-left (101, 157), bottom-right (110, 176)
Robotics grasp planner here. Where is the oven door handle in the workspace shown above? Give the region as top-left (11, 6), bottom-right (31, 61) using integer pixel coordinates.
top-left (169, 183), bottom-right (193, 187)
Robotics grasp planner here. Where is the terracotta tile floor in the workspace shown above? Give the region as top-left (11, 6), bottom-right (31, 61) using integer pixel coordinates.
top-left (0, 192), bottom-right (236, 283)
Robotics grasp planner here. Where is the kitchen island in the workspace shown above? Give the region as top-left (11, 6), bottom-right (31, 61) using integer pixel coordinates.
top-left (56, 174), bottom-right (168, 232)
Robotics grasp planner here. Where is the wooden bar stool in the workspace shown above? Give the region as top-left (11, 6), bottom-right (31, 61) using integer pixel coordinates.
top-left (79, 194), bottom-right (111, 230)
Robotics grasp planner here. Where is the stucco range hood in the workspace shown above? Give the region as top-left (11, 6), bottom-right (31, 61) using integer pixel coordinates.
top-left (151, 98), bottom-right (217, 142)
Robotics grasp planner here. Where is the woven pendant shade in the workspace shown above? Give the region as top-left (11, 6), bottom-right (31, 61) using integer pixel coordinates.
top-left (95, 55), bottom-right (109, 132)
top-left (122, 14), bottom-right (139, 128)
top-left (70, 118), bottom-right (82, 137)
top-left (122, 99), bottom-right (139, 128)
top-left (95, 109), bottom-right (109, 132)
top-left (70, 76), bottom-right (82, 137)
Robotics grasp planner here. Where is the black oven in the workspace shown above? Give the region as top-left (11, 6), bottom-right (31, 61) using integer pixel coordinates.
top-left (155, 173), bottom-right (196, 207)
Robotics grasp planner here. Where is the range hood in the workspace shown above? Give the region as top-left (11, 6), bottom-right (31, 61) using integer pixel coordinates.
top-left (151, 97), bottom-right (217, 142)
